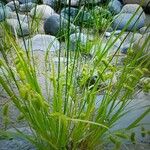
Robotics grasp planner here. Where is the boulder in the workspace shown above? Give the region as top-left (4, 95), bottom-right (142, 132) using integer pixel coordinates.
top-left (132, 33), bottom-right (150, 56)
top-left (61, 0), bottom-right (102, 6)
top-left (60, 7), bottom-right (93, 25)
top-left (6, 1), bottom-right (20, 11)
top-left (108, 0), bottom-right (123, 14)
top-left (19, 0), bottom-right (38, 4)
top-left (123, 0), bottom-right (150, 13)
top-left (120, 4), bottom-right (146, 20)
top-left (0, 6), bottom-right (12, 22)
top-left (19, 2), bottom-right (36, 12)
top-left (44, 14), bottom-right (78, 37)
top-left (112, 13), bottom-right (145, 31)
top-left (21, 34), bottom-right (60, 52)
top-left (6, 18), bottom-right (29, 36)
top-left (43, 0), bottom-right (58, 8)
top-left (123, 0), bottom-right (150, 8)
top-left (69, 33), bottom-right (89, 51)
top-left (30, 5), bottom-right (55, 20)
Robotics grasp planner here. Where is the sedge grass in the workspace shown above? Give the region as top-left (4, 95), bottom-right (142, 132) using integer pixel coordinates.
top-left (0, 1), bottom-right (150, 149)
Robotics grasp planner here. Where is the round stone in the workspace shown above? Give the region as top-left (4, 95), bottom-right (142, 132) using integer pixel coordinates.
top-left (43, 0), bottom-right (58, 8)
top-left (6, 18), bottom-right (29, 36)
top-left (7, 12), bottom-right (28, 23)
top-left (19, 0), bottom-right (38, 4)
top-left (0, 6), bottom-right (12, 22)
top-left (6, 1), bottom-right (20, 11)
top-left (112, 13), bottom-right (145, 31)
top-left (61, 7), bottom-right (93, 25)
top-left (108, 0), bottom-right (122, 14)
top-left (61, 0), bottom-right (102, 6)
top-left (30, 5), bottom-right (55, 20)
top-left (132, 33), bottom-right (150, 56)
top-left (139, 26), bottom-right (150, 34)
top-left (44, 14), bottom-right (78, 37)
top-left (21, 34), bottom-right (60, 52)
top-left (69, 33), bottom-right (89, 51)
top-left (120, 4), bottom-right (146, 20)
top-left (19, 2), bottom-right (36, 12)
top-left (123, 0), bottom-right (150, 8)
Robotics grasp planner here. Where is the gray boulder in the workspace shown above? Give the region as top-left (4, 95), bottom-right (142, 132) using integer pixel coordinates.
top-left (30, 5), bottom-right (55, 20)
top-left (60, 7), bottom-right (93, 25)
top-left (43, 0), bottom-right (58, 8)
top-left (132, 33), bottom-right (150, 56)
top-left (6, 18), bottom-right (29, 36)
top-left (6, 1), bottom-right (20, 11)
top-left (19, 0), bottom-right (38, 4)
top-left (7, 12), bottom-right (28, 23)
top-left (44, 14), bottom-right (78, 37)
top-left (0, 6), bottom-right (12, 22)
top-left (19, 2), bottom-right (36, 12)
top-left (112, 13), bottom-right (145, 31)
top-left (123, 0), bottom-right (150, 8)
top-left (108, 0), bottom-right (123, 14)
top-left (21, 34), bottom-right (60, 52)
top-left (69, 33), bottom-right (89, 51)
top-left (120, 4), bottom-right (146, 20)
top-left (139, 26), bottom-right (150, 34)
top-left (61, 0), bottom-right (102, 6)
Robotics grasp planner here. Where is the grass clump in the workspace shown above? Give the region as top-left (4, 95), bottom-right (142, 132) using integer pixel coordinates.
top-left (0, 2), bottom-right (150, 150)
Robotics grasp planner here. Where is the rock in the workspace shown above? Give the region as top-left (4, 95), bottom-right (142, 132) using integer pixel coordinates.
top-left (108, 0), bottom-right (122, 14)
top-left (69, 33), bottom-right (89, 51)
top-left (7, 12), bottom-right (28, 23)
top-left (0, 6), bottom-right (12, 22)
top-left (19, 0), bottom-right (38, 4)
top-left (139, 26), bottom-right (150, 34)
top-left (112, 13), bottom-right (145, 31)
top-left (107, 35), bottom-right (123, 49)
top-left (105, 30), bottom-right (122, 37)
top-left (113, 30), bottom-right (122, 35)
top-left (121, 4), bottom-right (146, 20)
top-left (19, 2), bottom-right (36, 12)
top-left (21, 34), bottom-right (60, 52)
top-left (44, 14), bottom-right (78, 37)
top-left (123, 0), bottom-right (150, 8)
top-left (30, 5), bottom-right (55, 20)
top-left (119, 32), bottom-right (143, 53)
top-left (60, 7), bottom-right (93, 25)
top-left (0, 127), bottom-right (35, 150)
top-left (6, 18), bottom-right (29, 36)
top-left (61, 0), bottom-right (102, 6)
top-left (105, 32), bottom-right (111, 37)
top-left (6, 1), bottom-right (19, 11)
top-left (132, 33), bottom-right (150, 56)
top-left (120, 32), bottom-right (143, 43)
top-left (43, 0), bottom-right (58, 8)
